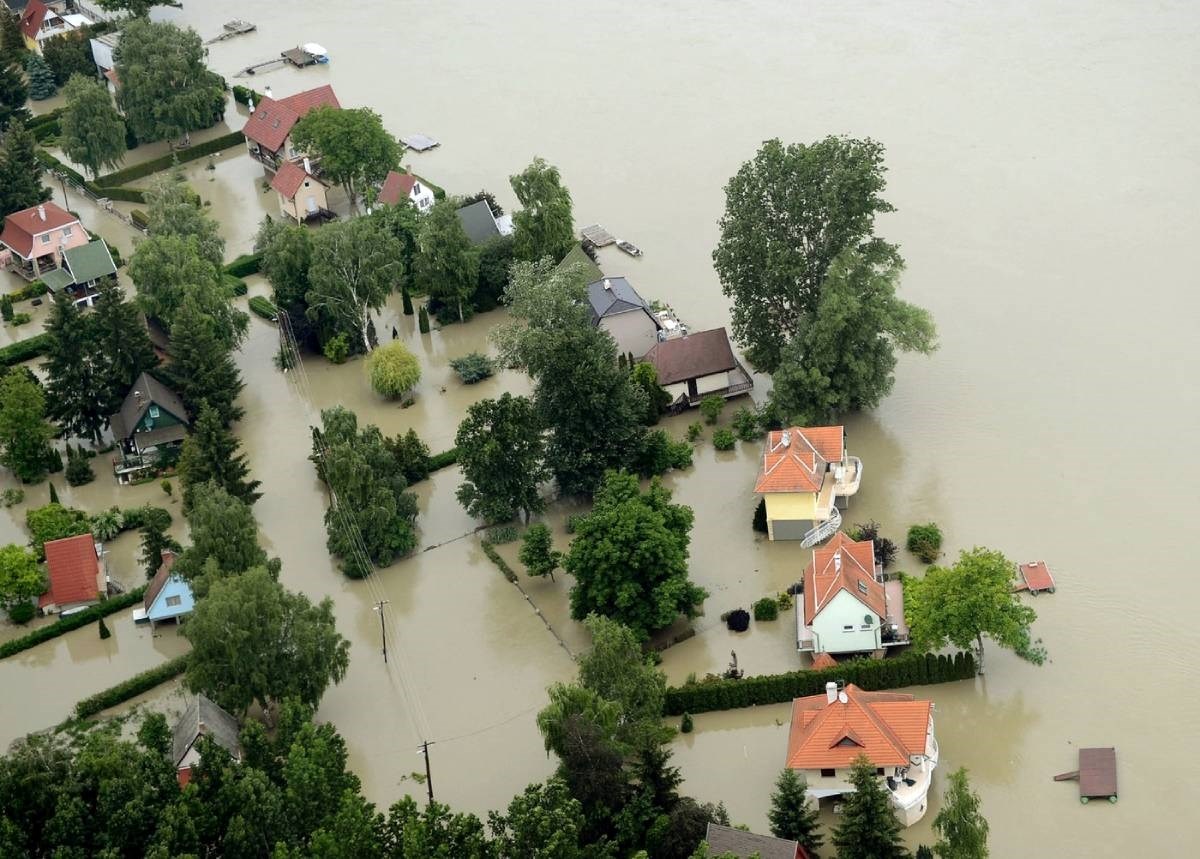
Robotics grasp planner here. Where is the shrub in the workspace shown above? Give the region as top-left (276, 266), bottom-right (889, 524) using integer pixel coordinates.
top-left (634, 429), bottom-right (673, 477)
top-left (486, 525), bottom-right (519, 545)
top-left (417, 305), bottom-right (430, 334)
top-left (699, 394), bottom-right (725, 425)
top-left (426, 448), bottom-right (458, 473)
top-left (25, 503), bottom-right (91, 558)
top-left (118, 505), bottom-right (171, 532)
top-left (222, 273), bottom-right (248, 296)
top-left (249, 296), bottom-right (279, 320)
top-left (224, 253), bottom-right (262, 277)
top-left (731, 406), bottom-right (760, 441)
top-left (386, 429), bottom-right (430, 484)
top-left (161, 479), bottom-right (172, 497)
top-left (45, 448), bottom-right (63, 474)
top-left (401, 286), bottom-right (414, 316)
top-left (366, 341), bottom-right (421, 399)
top-left (0, 587), bottom-right (148, 659)
top-left (848, 520), bottom-right (898, 569)
top-left (7, 602), bottom-right (35, 624)
top-left (1, 488), bottom-right (25, 507)
top-left (752, 498), bottom-right (768, 533)
top-left (680, 713), bottom-right (694, 733)
top-left (323, 333), bottom-right (350, 364)
top-left (72, 654), bottom-right (190, 720)
top-left (9, 312), bottom-right (31, 326)
top-left (686, 421), bottom-right (703, 442)
top-left (64, 447), bottom-right (94, 486)
top-left (907, 522), bottom-right (943, 564)
top-left (712, 429), bottom-right (735, 451)
top-left (98, 617), bottom-right (111, 639)
top-left (130, 209), bottom-right (149, 230)
top-left (667, 439), bottom-right (693, 470)
top-left (89, 507), bottom-right (125, 541)
top-left (776, 591), bottom-right (793, 611)
top-left (0, 333), bottom-right (51, 366)
top-left (753, 597), bottom-right (779, 621)
top-left (450, 352), bottom-right (495, 384)
top-left (565, 513), bottom-right (588, 535)
top-left (0, 296), bottom-right (12, 321)
top-left (726, 608), bottom-right (750, 632)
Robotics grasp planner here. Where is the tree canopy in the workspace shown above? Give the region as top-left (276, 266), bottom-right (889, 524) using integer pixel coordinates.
top-left (365, 341), bottom-right (420, 399)
top-left (59, 73), bottom-right (127, 180)
top-left (932, 767), bottom-right (989, 859)
top-left (291, 106), bottom-right (401, 205)
top-left (0, 543), bottom-right (44, 613)
top-left (0, 59), bottom-right (29, 137)
top-left (178, 402), bottom-right (262, 511)
top-left (455, 393), bottom-right (548, 523)
top-left (415, 197), bottom-right (478, 322)
top-left (42, 32), bottom-right (97, 86)
top-left (510, 157), bottom-right (575, 263)
top-left (831, 756), bottom-right (909, 859)
top-left (0, 119), bottom-right (49, 217)
top-left (0, 369), bottom-right (55, 483)
top-left (256, 216), bottom-right (318, 349)
top-left (905, 547), bottom-right (1045, 674)
top-left (768, 768), bottom-right (824, 856)
top-left (173, 481), bottom-right (275, 597)
top-left (165, 294), bottom-right (245, 428)
top-left (44, 294), bottom-right (108, 443)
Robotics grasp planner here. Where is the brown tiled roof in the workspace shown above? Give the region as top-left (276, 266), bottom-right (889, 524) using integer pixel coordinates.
top-left (242, 85), bottom-right (340, 153)
top-left (40, 534), bottom-right (100, 609)
top-left (0, 202), bottom-right (82, 260)
top-left (803, 532), bottom-right (884, 625)
top-left (786, 684), bottom-right (932, 769)
top-left (270, 159), bottom-right (325, 199)
top-left (144, 550), bottom-right (177, 612)
top-left (20, 0), bottom-right (47, 40)
top-left (810, 651), bottom-right (838, 671)
top-left (643, 327), bottom-right (737, 386)
top-left (704, 823), bottom-right (800, 859)
top-left (754, 426), bottom-right (844, 494)
top-left (378, 170), bottom-right (416, 206)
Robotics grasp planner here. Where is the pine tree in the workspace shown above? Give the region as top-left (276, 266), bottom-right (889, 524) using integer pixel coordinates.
top-left (0, 59), bottom-right (27, 134)
top-left (768, 768), bottom-right (824, 857)
top-left (932, 768), bottom-right (989, 859)
top-left (138, 507), bottom-right (178, 580)
top-left (48, 482), bottom-right (59, 504)
top-left (166, 296), bottom-right (244, 427)
top-left (24, 52), bottom-right (56, 100)
top-left (98, 617), bottom-right (111, 639)
top-left (0, 9), bottom-right (25, 62)
top-left (0, 119), bottom-right (50, 214)
top-left (832, 756), bottom-right (909, 859)
top-left (91, 280), bottom-right (158, 416)
top-left (401, 286), bottom-right (413, 315)
top-left (44, 294), bottom-right (108, 443)
top-left (177, 402), bottom-right (261, 510)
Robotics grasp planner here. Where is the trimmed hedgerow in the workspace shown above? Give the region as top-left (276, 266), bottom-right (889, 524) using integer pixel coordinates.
top-left (73, 654), bottom-right (190, 719)
top-left (94, 130), bottom-right (246, 187)
top-left (222, 273), bottom-right (248, 296)
top-left (224, 253), bottom-right (261, 278)
top-left (249, 296), bottom-right (278, 320)
top-left (0, 587), bottom-right (148, 660)
top-left (426, 448), bottom-right (458, 472)
top-left (0, 333), bottom-right (52, 367)
top-left (662, 649), bottom-right (976, 715)
top-left (480, 539), bottom-right (518, 584)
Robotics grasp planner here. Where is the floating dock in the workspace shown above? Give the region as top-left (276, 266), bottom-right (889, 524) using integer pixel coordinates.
top-left (237, 44), bottom-right (328, 77)
top-left (401, 134), bottom-right (440, 152)
top-left (1054, 747), bottom-right (1117, 803)
top-left (580, 224), bottom-right (615, 247)
top-left (205, 20), bottom-right (255, 44)
top-left (1016, 560), bottom-right (1056, 594)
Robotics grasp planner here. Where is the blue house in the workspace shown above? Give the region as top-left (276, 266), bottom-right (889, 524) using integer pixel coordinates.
top-left (136, 551), bottom-right (194, 627)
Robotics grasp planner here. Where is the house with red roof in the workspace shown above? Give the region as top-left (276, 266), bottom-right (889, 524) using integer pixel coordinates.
top-left (754, 426), bottom-right (861, 543)
top-left (797, 532), bottom-right (908, 655)
top-left (0, 202), bottom-right (90, 281)
top-left (242, 84), bottom-right (341, 173)
top-left (19, 0), bottom-right (94, 54)
top-left (787, 681), bottom-right (938, 827)
top-left (270, 157), bottom-right (331, 224)
top-left (379, 170), bottom-right (435, 213)
top-left (642, 326), bottom-right (753, 409)
top-left (39, 533), bottom-right (103, 615)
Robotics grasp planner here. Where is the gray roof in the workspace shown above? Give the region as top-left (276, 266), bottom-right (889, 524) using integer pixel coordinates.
top-left (586, 277), bottom-right (650, 324)
top-left (109, 372), bottom-right (189, 441)
top-left (172, 694), bottom-right (241, 766)
top-left (455, 200), bottom-right (501, 246)
top-left (705, 824), bottom-right (800, 859)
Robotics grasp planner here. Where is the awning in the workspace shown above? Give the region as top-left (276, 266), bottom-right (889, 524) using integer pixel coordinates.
top-left (40, 267), bottom-right (75, 293)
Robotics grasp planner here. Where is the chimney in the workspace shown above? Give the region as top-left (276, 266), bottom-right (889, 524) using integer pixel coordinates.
top-left (37, 205), bottom-right (46, 221)
top-left (264, 85), bottom-right (273, 99)
top-left (834, 551), bottom-right (842, 572)
top-left (825, 681), bottom-right (837, 704)
top-left (303, 156), bottom-right (312, 175)
top-left (603, 279), bottom-right (612, 291)
top-left (248, 94), bottom-right (255, 114)
top-left (134, 390), bottom-right (144, 408)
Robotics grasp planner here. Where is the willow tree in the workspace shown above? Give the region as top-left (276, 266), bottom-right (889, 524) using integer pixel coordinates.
top-left (510, 156), bottom-right (575, 263)
top-left (59, 74), bottom-right (127, 179)
top-left (306, 217), bottom-right (402, 354)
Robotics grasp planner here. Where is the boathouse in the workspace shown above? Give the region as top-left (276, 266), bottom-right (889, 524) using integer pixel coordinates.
top-left (586, 277), bottom-right (660, 358)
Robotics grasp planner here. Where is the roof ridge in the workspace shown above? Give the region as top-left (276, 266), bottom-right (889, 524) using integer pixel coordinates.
top-left (844, 685), bottom-right (913, 759)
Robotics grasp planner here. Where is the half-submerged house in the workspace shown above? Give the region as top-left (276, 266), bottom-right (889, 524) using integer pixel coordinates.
top-left (379, 170), bottom-right (435, 213)
top-left (134, 550), bottom-right (194, 628)
top-left (455, 198), bottom-right (511, 246)
top-left (754, 426), bottom-right (861, 545)
top-left (270, 157), bottom-right (331, 224)
top-left (642, 326), bottom-right (752, 409)
top-left (796, 532), bottom-right (908, 655)
top-left (704, 823), bottom-right (807, 859)
top-left (0, 202), bottom-right (88, 281)
top-left (787, 682), bottom-right (938, 827)
top-left (242, 84), bottom-right (341, 173)
top-left (109, 373), bottom-right (190, 480)
top-left (19, 0), bottom-right (94, 54)
top-left (39, 533), bottom-right (103, 616)
top-left (39, 239), bottom-right (118, 307)
top-left (586, 277), bottom-right (661, 358)
top-left (172, 694), bottom-right (242, 787)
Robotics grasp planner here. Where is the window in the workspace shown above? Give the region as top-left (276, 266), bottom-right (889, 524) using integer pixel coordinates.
top-left (820, 768), bottom-right (835, 778)
top-left (843, 625), bottom-right (853, 632)
top-left (857, 579), bottom-right (868, 594)
top-left (41, 234), bottom-right (51, 245)
top-left (62, 227), bottom-right (72, 237)
top-left (876, 767), bottom-right (885, 776)
top-left (166, 595), bottom-right (182, 607)
top-left (860, 624), bottom-right (872, 631)
top-left (149, 405), bottom-right (160, 419)
top-left (413, 183), bottom-right (422, 194)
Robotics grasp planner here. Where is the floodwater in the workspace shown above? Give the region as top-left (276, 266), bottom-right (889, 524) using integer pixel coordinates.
top-left (1, 1), bottom-right (1196, 854)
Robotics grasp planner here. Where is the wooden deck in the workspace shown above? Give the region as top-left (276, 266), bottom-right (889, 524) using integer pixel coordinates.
top-left (1016, 560), bottom-right (1056, 594)
top-left (1054, 747), bottom-right (1117, 803)
top-left (580, 224), bottom-right (615, 247)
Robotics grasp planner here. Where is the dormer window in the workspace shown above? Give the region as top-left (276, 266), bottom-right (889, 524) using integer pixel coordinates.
top-left (149, 405), bottom-right (160, 419)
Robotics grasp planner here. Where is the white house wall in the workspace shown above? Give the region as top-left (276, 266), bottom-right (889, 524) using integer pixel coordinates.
top-left (601, 311), bottom-right (659, 358)
top-left (695, 370), bottom-right (733, 395)
top-left (811, 589), bottom-right (882, 654)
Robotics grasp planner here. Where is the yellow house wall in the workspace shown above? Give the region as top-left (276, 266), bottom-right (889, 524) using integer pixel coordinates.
top-left (765, 492), bottom-right (817, 522)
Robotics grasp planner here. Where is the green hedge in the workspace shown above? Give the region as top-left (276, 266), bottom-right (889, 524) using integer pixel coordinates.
top-left (7, 280), bottom-right (49, 303)
top-left (130, 209), bottom-right (149, 230)
top-left (662, 650), bottom-right (976, 716)
top-left (94, 130), bottom-right (246, 188)
top-left (73, 653), bottom-right (190, 720)
top-left (427, 448), bottom-right (458, 472)
top-left (248, 296), bottom-right (278, 320)
top-left (28, 109), bottom-right (65, 130)
top-left (34, 148), bottom-right (87, 187)
top-left (32, 119), bottom-right (61, 142)
top-left (231, 85), bottom-right (264, 106)
top-left (0, 586), bottom-right (147, 660)
top-left (99, 186), bottom-right (147, 204)
top-left (224, 253), bottom-right (261, 277)
top-left (480, 539), bottom-right (517, 584)
top-left (222, 273), bottom-right (248, 296)
top-left (0, 333), bottom-right (52, 367)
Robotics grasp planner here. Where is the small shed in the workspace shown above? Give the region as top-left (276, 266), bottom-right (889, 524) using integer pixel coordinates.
top-left (172, 694), bottom-right (242, 787)
top-left (704, 823), bottom-right (806, 859)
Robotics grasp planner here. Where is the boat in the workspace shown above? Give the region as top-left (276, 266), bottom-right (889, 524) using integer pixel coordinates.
top-left (302, 42), bottom-right (330, 63)
top-left (616, 239), bottom-right (642, 257)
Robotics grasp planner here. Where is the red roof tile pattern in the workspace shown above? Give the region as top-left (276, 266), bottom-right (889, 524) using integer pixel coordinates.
top-left (270, 160), bottom-right (324, 198)
top-left (786, 684), bottom-right (932, 769)
top-left (754, 426), bottom-right (844, 494)
top-left (644, 327), bottom-right (738, 386)
top-left (0, 202), bottom-right (82, 260)
top-left (40, 533), bottom-right (100, 609)
top-left (20, 1), bottom-right (49, 40)
top-left (803, 532), bottom-right (884, 624)
top-left (378, 170), bottom-right (416, 206)
top-left (810, 652), bottom-right (838, 671)
top-left (242, 85), bottom-right (341, 154)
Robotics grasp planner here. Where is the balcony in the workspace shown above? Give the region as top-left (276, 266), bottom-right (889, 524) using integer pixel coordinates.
top-left (678, 361), bottom-right (754, 406)
top-left (833, 456), bottom-right (863, 497)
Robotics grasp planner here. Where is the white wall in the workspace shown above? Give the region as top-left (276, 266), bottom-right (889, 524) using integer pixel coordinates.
top-left (602, 310), bottom-right (659, 358)
top-left (811, 589), bottom-right (882, 654)
top-left (695, 370), bottom-right (733, 395)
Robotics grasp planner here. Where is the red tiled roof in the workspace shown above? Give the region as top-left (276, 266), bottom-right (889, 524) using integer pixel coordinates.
top-left (242, 85), bottom-right (340, 153)
top-left (0, 202), bottom-right (82, 260)
top-left (378, 170), bottom-right (416, 206)
top-left (803, 532), bottom-right (884, 625)
top-left (40, 533), bottom-right (100, 609)
top-left (20, 0), bottom-right (48, 40)
top-left (754, 426), bottom-right (844, 494)
top-left (786, 684), bottom-right (932, 769)
top-left (270, 159), bottom-right (325, 198)
top-left (810, 652), bottom-right (838, 671)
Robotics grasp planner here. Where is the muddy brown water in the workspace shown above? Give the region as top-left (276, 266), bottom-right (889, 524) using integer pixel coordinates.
top-left (2, 1), bottom-right (1197, 853)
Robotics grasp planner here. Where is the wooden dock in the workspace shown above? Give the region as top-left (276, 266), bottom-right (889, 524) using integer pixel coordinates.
top-left (1054, 747), bottom-right (1117, 803)
top-left (237, 46), bottom-right (325, 77)
top-left (1015, 560), bottom-right (1056, 594)
top-left (401, 134), bottom-right (440, 152)
top-left (580, 224), bottom-right (615, 247)
top-left (205, 20), bottom-right (255, 44)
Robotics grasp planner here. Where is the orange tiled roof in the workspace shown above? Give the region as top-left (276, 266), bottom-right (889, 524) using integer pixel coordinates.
top-left (243, 85), bottom-right (340, 153)
top-left (378, 170), bottom-right (417, 206)
top-left (270, 159), bottom-right (325, 198)
top-left (39, 534), bottom-right (100, 609)
top-left (803, 532), bottom-right (884, 624)
top-left (753, 426), bottom-right (844, 494)
top-left (786, 684), bottom-right (932, 769)
top-left (810, 652), bottom-right (838, 671)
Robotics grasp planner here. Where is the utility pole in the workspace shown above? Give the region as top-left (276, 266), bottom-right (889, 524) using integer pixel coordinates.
top-left (373, 600), bottom-right (389, 662)
top-left (56, 171), bottom-right (70, 210)
top-left (419, 740), bottom-right (434, 805)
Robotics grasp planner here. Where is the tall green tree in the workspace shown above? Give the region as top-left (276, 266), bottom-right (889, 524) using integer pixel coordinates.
top-left (138, 506), bottom-right (179, 580)
top-left (166, 295), bottom-right (245, 427)
top-left (932, 768), bottom-right (989, 859)
top-left (256, 216), bottom-right (318, 349)
top-left (0, 59), bottom-right (28, 135)
top-left (183, 566), bottom-right (351, 717)
top-left (97, 0), bottom-right (181, 17)
top-left (491, 258), bottom-right (592, 371)
top-left (24, 53), bottom-right (56, 100)
top-left (415, 198), bottom-right (478, 322)
top-left (768, 768), bottom-right (824, 857)
top-left (630, 363), bottom-right (672, 424)
top-left (713, 136), bottom-right (898, 372)
top-left (0, 543), bottom-right (44, 614)
top-left (488, 779), bottom-right (588, 859)
top-left (173, 481), bottom-right (274, 595)
top-left (59, 73), bottom-right (127, 179)
top-left (518, 523), bottom-right (561, 581)
top-left (510, 157), bottom-right (575, 263)
top-left (177, 403), bottom-right (261, 510)
top-left (129, 234), bottom-right (246, 346)
top-left (115, 19), bottom-right (223, 145)
top-left (576, 614), bottom-right (670, 748)
top-left (904, 547), bottom-right (1045, 674)
top-left (145, 169), bottom-right (225, 267)
top-left (769, 245), bottom-right (936, 424)
top-left (43, 294), bottom-right (107, 443)
top-left (306, 216), bottom-right (402, 354)
top-left (566, 471), bottom-right (706, 638)
top-left (290, 106), bottom-right (401, 205)
top-left (831, 756), bottom-right (909, 859)
top-left (0, 8), bottom-right (25, 62)
top-left (0, 370), bottom-right (55, 483)
top-left (455, 393), bottom-right (547, 523)
top-left (0, 119), bottom-right (50, 216)
top-left (371, 197), bottom-right (421, 295)
top-left (380, 797), bottom-right (493, 858)
top-left (42, 32), bottom-right (98, 85)
top-left (90, 280), bottom-right (158, 416)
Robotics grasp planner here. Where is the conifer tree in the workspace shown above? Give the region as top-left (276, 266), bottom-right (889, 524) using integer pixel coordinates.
top-left (91, 280), bottom-right (158, 416)
top-left (44, 295), bottom-right (108, 443)
top-left (0, 9), bottom-right (26, 62)
top-left (0, 119), bottom-right (50, 214)
top-left (139, 507), bottom-right (179, 580)
top-left (166, 296), bottom-right (244, 427)
top-left (24, 53), bottom-right (56, 100)
top-left (768, 768), bottom-right (824, 857)
top-left (831, 756), bottom-right (909, 859)
top-left (177, 402), bottom-right (261, 510)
